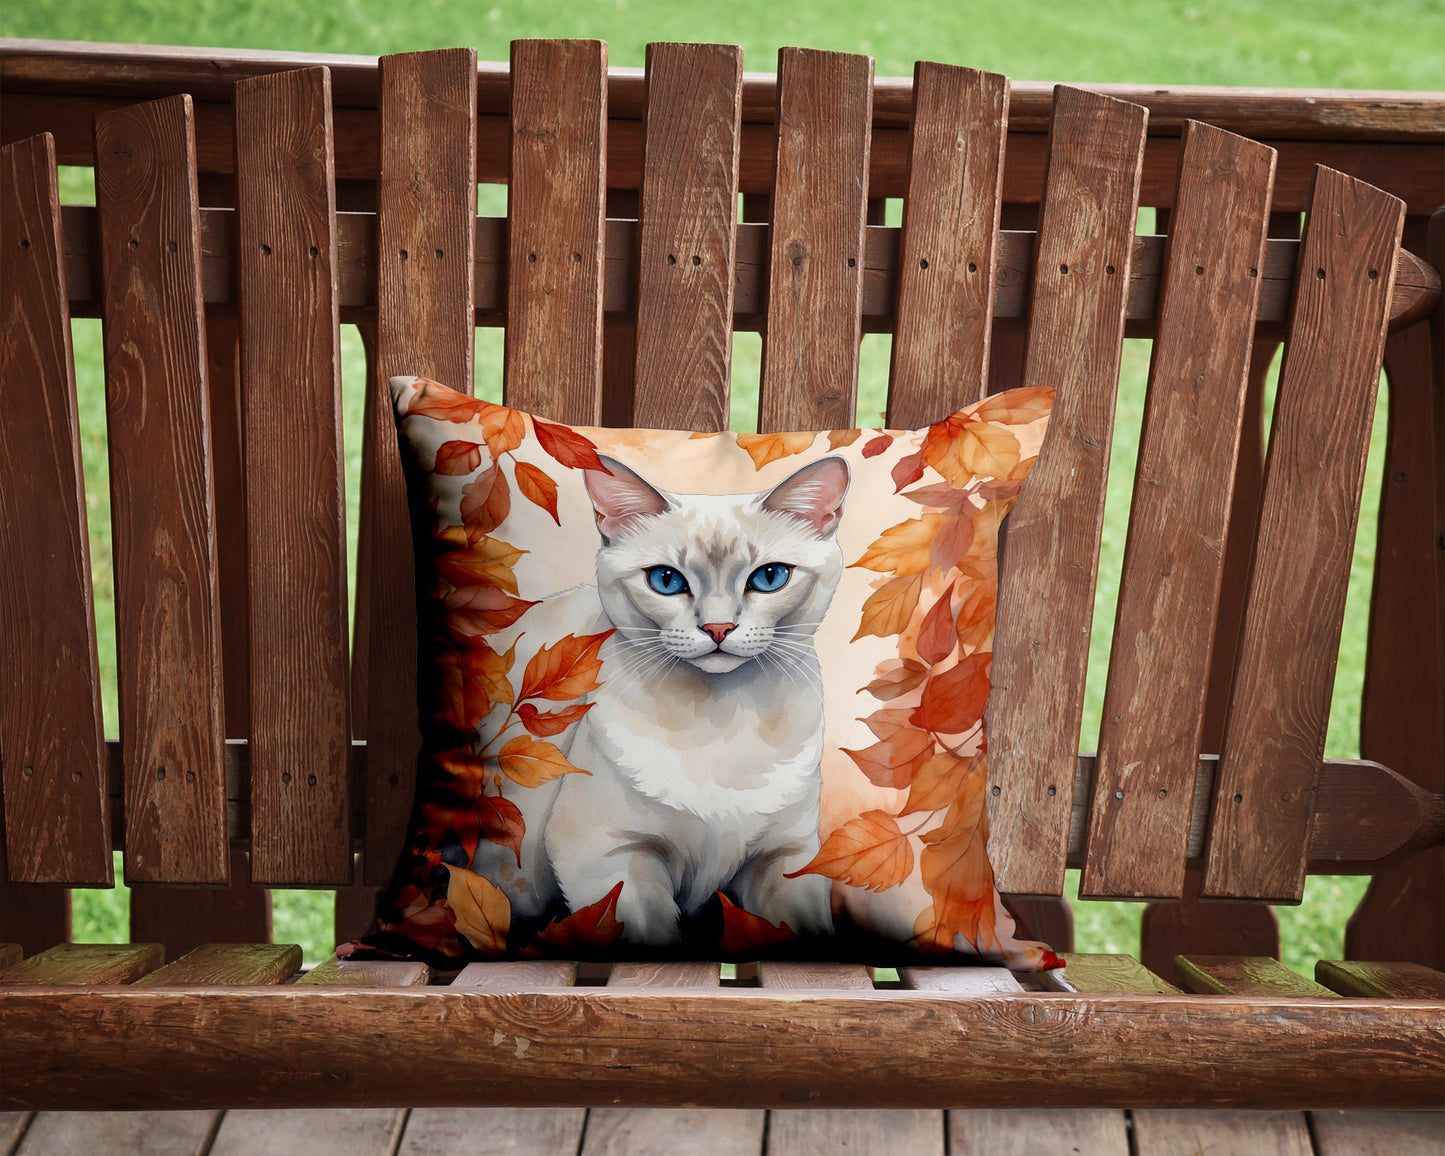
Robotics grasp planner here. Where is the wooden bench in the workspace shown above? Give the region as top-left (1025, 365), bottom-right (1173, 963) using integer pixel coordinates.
top-left (1, 37), bottom-right (1443, 1125)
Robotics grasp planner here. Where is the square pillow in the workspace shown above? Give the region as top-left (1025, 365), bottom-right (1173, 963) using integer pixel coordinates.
top-left (356, 374), bottom-right (1061, 971)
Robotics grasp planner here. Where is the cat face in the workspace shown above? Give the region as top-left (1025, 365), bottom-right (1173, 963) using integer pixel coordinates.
top-left (585, 455), bottom-right (850, 675)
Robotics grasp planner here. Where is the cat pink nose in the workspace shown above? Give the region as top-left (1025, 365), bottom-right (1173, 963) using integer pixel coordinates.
top-left (700, 622), bottom-right (737, 644)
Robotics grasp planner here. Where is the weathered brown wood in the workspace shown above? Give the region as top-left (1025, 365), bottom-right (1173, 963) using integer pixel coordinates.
top-left (452, 960), bottom-right (579, 988)
top-left (93, 95), bottom-right (229, 885)
top-left (0, 942), bottom-right (162, 985)
top-left (888, 64), bottom-right (1008, 424)
top-left (298, 955), bottom-right (432, 987)
top-left (504, 39), bottom-right (606, 423)
top-left (1310, 1110), bottom-right (1445, 1156)
top-left (608, 962), bottom-right (719, 988)
top-left (1204, 168), bottom-right (1407, 903)
top-left (1317, 959), bottom-right (1445, 999)
top-left (899, 966), bottom-right (1023, 993)
top-left (128, 845), bottom-right (271, 961)
top-left (3, 987), bottom-right (1443, 1109)
top-left (757, 48), bottom-right (872, 433)
top-left (769, 1110), bottom-right (943, 1156)
top-left (333, 849), bottom-right (378, 947)
top-left (0, 945), bottom-right (19, 967)
top-left (1084, 123), bottom-right (1275, 901)
top-left (757, 962), bottom-right (872, 990)
top-left (583, 1108), bottom-right (764, 1156)
top-left (0, 875), bottom-right (69, 956)
top-left (132, 942), bottom-right (301, 986)
top-left (1175, 955), bottom-right (1336, 997)
top-left (233, 67), bottom-right (352, 885)
top-left (986, 87), bottom-right (1148, 896)
top-left (359, 49), bottom-right (477, 885)
top-left (208, 1109), bottom-right (405, 1156)
top-left (1132, 1111), bottom-right (1312, 1156)
top-left (630, 43), bottom-right (741, 433)
top-left (402, 1109), bottom-right (588, 1156)
top-left (1049, 953), bottom-right (1181, 994)
top-left (951, 1109), bottom-right (1128, 1156)
top-left (14, 1110), bottom-right (219, 1156)
top-left (0, 133), bottom-right (110, 885)
top-left (1348, 852), bottom-right (1445, 971)
top-left (1139, 869), bottom-right (1279, 980)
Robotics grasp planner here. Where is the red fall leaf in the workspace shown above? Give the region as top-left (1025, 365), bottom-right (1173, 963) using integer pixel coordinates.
top-left (460, 464), bottom-right (512, 541)
top-left (435, 439), bottom-right (483, 476)
top-left (915, 581), bottom-right (957, 666)
top-left (533, 417), bottom-right (609, 471)
top-left (911, 651), bottom-right (992, 735)
top-left (514, 460), bottom-right (561, 523)
top-left (717, 893), bottom-right (796, 954)
top-left (519, 631), bottom-right (613, 702)
top-left (537, 881), bottom-right (626, 950)
top-left (518, 701), bottom-right (593, 737)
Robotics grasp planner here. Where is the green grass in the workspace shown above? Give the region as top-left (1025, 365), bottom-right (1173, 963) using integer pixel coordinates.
top-left (20, 0), bottom-right (1433, 968)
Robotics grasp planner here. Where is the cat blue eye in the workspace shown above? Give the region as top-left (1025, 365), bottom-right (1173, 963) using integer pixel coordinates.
top-left (646, 566), bottom-right (690, 595)
top-left (747, 563), bottom-right (792, 592)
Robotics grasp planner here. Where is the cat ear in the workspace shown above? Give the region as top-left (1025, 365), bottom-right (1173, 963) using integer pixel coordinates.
top-left (585, 455), bottom-right (670, 541)
top-left (761, 456), bottom-right (850, 537)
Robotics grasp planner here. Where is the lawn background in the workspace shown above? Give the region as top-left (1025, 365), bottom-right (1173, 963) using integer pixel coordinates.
top-left (5, 0), bottom-right (1440, 969)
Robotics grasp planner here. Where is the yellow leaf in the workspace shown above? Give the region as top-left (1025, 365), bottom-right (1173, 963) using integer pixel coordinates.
top-left (852, 572), bottom-right (924, 641)
top-left (923, 412), bottom-right (1021, 486)
top-left (434, 538), bottom-right (528, 596)
top-left (497, 736), bottom-right (591, 787)
top-left (851, 513), bottom-right (952, 575)
top-left (828, 428), bottom-right (863, 450)
top-left (735, 430), bottom-right (816, 469)
top-left (444, 864), bottom-right (510, 954)
top-left (787, 811), bottom-right (913, 893)
top-left (972, 385), bottom-right (1054, 427)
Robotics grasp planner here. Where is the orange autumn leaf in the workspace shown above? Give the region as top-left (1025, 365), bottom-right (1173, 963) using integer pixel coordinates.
top-left (955, 502), bottom-right (1005, 582)
top-left (735, 430), bottom-right (816, 469)
top-left (435, 439), bottom-right (483, 476)
top-left (444, 864), bottom-right (510, 954)
top-left (497, 736), bottom-right (591, 787)
top-left (828, 428), bottom-right (862, 450)
top-left (434, 538), bottom-right (527, 596)
top-left (444, 585), bottom-right (537, 635)
top-left (954, 584), bottom-right (996, 654)
top-left (861, 657), bottom-right (928, 701)
top-left (515, 460), bottom-right (561, 523)
top-left (862, 433), bottom-right (894, 458)
top-left (911, 651), bottom-right (992, 735)
top-left (972, 385), bottom-right (1054, 427)
top-left (537, 881), bottom-right (625, 950)
top-left (851, 513), bottom-right (951, 575)
top-left (842, 725), bottom-right (935, 789)
top-left (434, 641), bottom-right (504, 731)
top-left (460, 464), bottom-right (511, 541)
top-left (891, 449), bottom-right (926, 492)
top-left (408, 377), bottom-right (489, 423)
top-left (922, 412), bottom-right (1021, 486)
top-left (786, 810), bottom-right (913, 893)
top-left (518, 701), bottom-right (593, 737)
top-left (519, 630), bottom-right (613, 702)
top-left (915, 581), bottom-right (957, 666)
top-left (930, 513), bottom-right (975, 572)
top-left (533, 417), bottom-right (608, 471)
top-left (718, 893), bottom-right (796, 954)
top-left (478, 400), bottom-right (525, 457)
top-left (901, 481), bottom-right (973, 512)
top-left (852, 572), bottom-right (924, 642)
top-left (902, 750), bottom-right (981, 816)
top-left (918, 790), bottom-right (995, 950)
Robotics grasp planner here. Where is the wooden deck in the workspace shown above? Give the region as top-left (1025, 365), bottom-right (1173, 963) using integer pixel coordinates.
top-left (2, 1107), bottom-right (1442, 1155)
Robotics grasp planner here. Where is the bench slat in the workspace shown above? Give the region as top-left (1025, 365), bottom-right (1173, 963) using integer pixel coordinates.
top-left (888, 63), bottom-right (1008, 425)
top-left (129, 845), bottom-right (271, 962)
top-left (359, 48), bottom-right (479, 884)
top-left (1316, 960), bottom-right (1445, 999)
top-left (1083, 122), bottom-right (1276, 900)
top-left (451, 960), bottom-right (579, 988)
top-left (608, 962), bottom-right (720, 988)
top-left (951, 1109), bottom-right (1128, 1156)
top-left (757, 962), bottom-right (873, 990)
top-left (93, 95), bottom-right (229, 886)
top-left (899, 966), bottom-right (1023, 993)
top-left (631, 42), bottom-right (742, 433)
top-left (298, 955), bottom-right (432, 987)
top-left (1204, 167), bottom-right (1407, 903)
top-left (233, 67), bottom-right (352, 885)
top-left (986, 87), bottom-right (1148, 896)
top-left (131, 942), bottom-right (301, 986)
top-left (504, 39), bottom-right (606, 424)
top-left (1044, 952), bottom-right (1180, 994)
top-left (0, 133), bottom-right (111, 885)
top-left (1176, 955), bottom-right (1336, 997)
top-left (757, 48), bottom-right (873, 434)
top-left (0, 942), bottom-right (162, 985)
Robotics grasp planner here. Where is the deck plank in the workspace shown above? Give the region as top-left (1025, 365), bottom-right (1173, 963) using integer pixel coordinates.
top-left (400, 1108), bottom-right (586, 1156)
top-left (1132, 1110), bottom-right (1313, 1156)
top-left (951, 1109), bottom-right (1128, 1155)
top-left (768, 1110), bottom-right (944, 1156)
top-left (15, 1111), bottom-right (217, 1156)
top-left (1310, 1110), bottom-right (1445, 1156)
top-left (208, 1109), bottom-right (404, 1156)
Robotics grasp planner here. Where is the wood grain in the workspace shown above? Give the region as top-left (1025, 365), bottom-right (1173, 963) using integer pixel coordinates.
top-left (1083, 123), bottom-right (1275, 900)
top-left (986, 87), bottom-right (1148, 896)
top-left (757, 962), bottom-right (872, 990)
top-left (298, 955), bottom-right (432, 987)
top-left (1175, 955), bottom-right (1335, 997)
top-left (132, 942), bottom-right (300, 986)
top-left (1204, 167), bottom-right (1407, 902)
top-left (0, 132), bottom-right (110, 884)
top-left (583, 1108), bottom-right (764, 1156)
top-left (0, 942), bottom-right (161, 985)
top-left (1316, 960), bottom-right (1445, 999)
top-left (899, 966), bottom-right (1024, 993)
top-left (93, 95), bottom-right (229, 885)
top-left (630, 43), bottom-right (742, 432)
top-left (757, 47), bottom-right (873, 433)
top-left (609, 962), bottom-right (719, 988)
top-left (0, 873), bottom-right (69, 956)
top-left (769, 1110), bottom-right (943, 1156)
top-left (0, 945), bottom-right (19, 968)
top-left (3, 987), bottom-right (1443, 1110)
top-left (951, 1109), bottom-right (1128, 1156)
top-left (451, 960), bottom-right (579, 988)
top-left (888, 64), bottom-right (1009, 425)
top-left (1132, 1111), bottom-right (1312, 1156)
top-left (128, 846), bottom-right (271, 962)
top-left (233, 67), bottom-right (352, 885)
top-left (14, 1110), bottom-right (219, 1156)
top-left (208, 1109), bottom-right (404, 1156)
top-left (1139, 867), bottom-right (1279, 981)
top-left (0, 1112), bottom-right (30, 1154)
top-left (504, 39), bottom-right (607, 424)
top-left (402, 1109), bottom-right (587, 1156)
top-left (1049, 953), bottom-right (1180, 994)
top-left (1310, 1110), bottom-right (1445, 1156)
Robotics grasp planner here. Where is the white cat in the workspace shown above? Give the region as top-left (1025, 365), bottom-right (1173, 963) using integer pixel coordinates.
top-left (473, 453), bottom-right (850, 947)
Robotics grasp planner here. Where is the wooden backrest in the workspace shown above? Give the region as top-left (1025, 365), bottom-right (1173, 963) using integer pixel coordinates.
top-left (0, 43), bottom-right (1435, 925)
